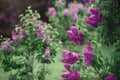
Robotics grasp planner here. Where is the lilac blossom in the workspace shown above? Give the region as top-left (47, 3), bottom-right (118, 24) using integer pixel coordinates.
top-left (61, 69), bottom-right (80, 80)
top-left (83, 42), bottom-right (94, 66)
top-left (77, 3), bottom-right (84, 11)
top-left (69, 3), bottom-right (79, 15)
top-left (69, 3), bottom-right (84, 15)
top-left (69, 69), bottom-right (80, 80)
top-left (61, 72), bottom-right (71, 79)
top-left (61, 50), bottom-right (80, 64)
top-left (63, 8), bottom-right (69, 16)
top-left (48, 7), bottom-right (57, 16)
top-left (1, 40), bottom-right (10, 51)
top-left (58, 0), bottom-right (63, 7)
top-left (90, 0), bottom-right (95, 4)
top-left (105, 74), bottom-right (117, 80)
top-left (86, 41), bottom-right (93, 51)
top-left (45, 33), bottom-right (50, 45)
top-left (11, 30), bottom-right (18, 45)
top-left (18, 27), bottom-right (25, 39)
top-left (86, 8), bottom-right (102, 28)
top-left (64, 64), bottom-right (71, 72)
top-left (88, 15), bottom-right (102, 23)
top-left (37, 25), bottom-right (44, 37)
top-left (72, 13), bottom-right (78, 21)
top-left (89, 8), bottom-right (100, 15)
top-left (44, 47), bottom-right (51, 59)
top-left (83, 49), bottom-right (93, 66)
top-left (67, 26), bottom-right (85, 45)
top-left (86, 19), bottom-right (98, 27)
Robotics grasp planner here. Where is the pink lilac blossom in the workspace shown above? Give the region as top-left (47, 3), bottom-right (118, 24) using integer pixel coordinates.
top-left (11, 30), bottom-right (18, 45)
top-left (1, 40), bottom-right (10, 51)
top-left (77, 3), bottom-right (84, 11)
top-left (58, 0), bottom-right (63, 7)
top-left (44, 47), bottom-right (51, 59)
top-left (48, 7), bottom-right (57, 16)
top-left (105, 74), bottom-right (117, 80)
top-left (18, 27), bottom-right (25, 39)
top-left (61, 50), bottom-right (80, 64)
top-left (63, 8), bottom-right (69, 16)
top-left (72, 13), bottom-right (78, 21)
top-left (37, 25), bottom-right (44, 37)
top-left (61, 69), bottom-right (80, 80)
top-left (67, 26), bottom-right (84, 45)
top-left (45, 33), bottom-right (50, 45)
top-left (69, 3), bottom-right (79, 15)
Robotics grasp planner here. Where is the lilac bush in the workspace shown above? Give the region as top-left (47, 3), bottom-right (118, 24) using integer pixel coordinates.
top-left (59, 0), bottom-right (119, 80)
top-left (0, 7), bottom-right (58, 80)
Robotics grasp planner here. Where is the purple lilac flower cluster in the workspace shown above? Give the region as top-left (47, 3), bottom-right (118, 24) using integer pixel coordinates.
top-left (90, 0), bottom-right (95, 4)
top-left (1, 40), bottom-right (10, 51)
top-left (67, 26), bottom-right (85, 45)
top-left (61, 50), bottom-right (80, 64)
top-left (37, 24), bottom-right (50, 45)
top-left (86, 7), bottom-right (102, 28)
top-left (61, 50), bottom-right (80, 80)
top-left (1, 26), bottom-right (24, 51)
top-left (105, 74), bottom-right (117, 80)
top-left (61, 65), bottom-right (80, 80)
top-left (44, 47), bottom-right (51, 59)
top-left (37, 25), bottom-right (44, 37)
top-left (11, 26), bottom-right (24, 45)
top-left (83, 42), bottom-right (94, 66)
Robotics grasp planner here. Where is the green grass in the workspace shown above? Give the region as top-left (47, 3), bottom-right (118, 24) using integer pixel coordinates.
top-left (0, 69), bottom-right (8, 80)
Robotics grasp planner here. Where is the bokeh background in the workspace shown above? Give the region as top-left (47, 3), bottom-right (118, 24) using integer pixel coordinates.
top-left (0, 0), bottom-right (88, 37)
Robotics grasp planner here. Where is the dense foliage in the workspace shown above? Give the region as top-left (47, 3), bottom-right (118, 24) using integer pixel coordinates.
top-left (0, 7), bottom-right (58, 80)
